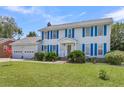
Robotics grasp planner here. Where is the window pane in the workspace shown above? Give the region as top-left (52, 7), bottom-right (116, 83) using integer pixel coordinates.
top-left (98, 25), bottom-right (103, 36)
top-left (44, 45), bottom-right (48, 52)
top-left (86, 44), bottom-right (90, 55)
top-left (44, 32), bottom-right (48, 39)
top-left (68, 29), bottom-right (72, 38)
top-left (52, 31), bottom-right (57, 39)
top-left (85, 27), bottom-right (90, 36)
top-left (98, 44), bottom-right (103, 55)
top-left (52, 45), bottom-right (56, 52)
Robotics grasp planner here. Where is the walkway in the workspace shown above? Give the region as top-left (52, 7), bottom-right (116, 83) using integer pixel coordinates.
top-left (0, 58), bottom-right (67, 64)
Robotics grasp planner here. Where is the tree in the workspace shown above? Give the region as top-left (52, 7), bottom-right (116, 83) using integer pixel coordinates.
top-left (0, 16), bottom-right (23, 39)
top-left (27, 31), bottom-right (37, 37)
top-left (111, 22), bottom-right (124, 51)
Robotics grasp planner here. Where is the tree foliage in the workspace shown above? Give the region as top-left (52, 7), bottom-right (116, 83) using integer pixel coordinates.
top-left (0, 16), bottom-right (23, 39)
top-left (27, 31), bottom-right (37, 37)
top-left (111, 22), bottom-right (124, 51)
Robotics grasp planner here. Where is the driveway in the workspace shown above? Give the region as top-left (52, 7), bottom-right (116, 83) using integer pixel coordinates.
top-left (0, 58), bottom-right (25, 62)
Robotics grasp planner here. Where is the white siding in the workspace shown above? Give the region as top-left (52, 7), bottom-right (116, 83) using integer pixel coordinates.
top-left (41, 24), bottom-right (111, 58)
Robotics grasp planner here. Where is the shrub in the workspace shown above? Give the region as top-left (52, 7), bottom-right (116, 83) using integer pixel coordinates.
top-left (67, 50), bottom-right (85, 63)
top-left (105, 50), bottom-right (124, 65)
top-left (98, 69), bottom-right (109, 80)
top-left (44, 52), bottom-right (58, 61)
top-left (34, 52), bottom-right (44, 61)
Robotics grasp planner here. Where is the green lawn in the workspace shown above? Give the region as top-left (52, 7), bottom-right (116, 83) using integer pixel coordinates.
top-left (0, 62), bottom-right (124, 87)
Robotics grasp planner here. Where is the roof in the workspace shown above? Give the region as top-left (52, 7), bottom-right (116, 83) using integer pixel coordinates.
top-left (0, 38), bottom-right (15, 44)
top-left (11, 37), bottom-right (41, 46)
top-left (40, 18), bottom-right (113, 31)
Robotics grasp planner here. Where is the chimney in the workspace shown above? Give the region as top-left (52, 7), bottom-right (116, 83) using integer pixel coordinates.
top-left (47, 22), bottom-right (51, 27)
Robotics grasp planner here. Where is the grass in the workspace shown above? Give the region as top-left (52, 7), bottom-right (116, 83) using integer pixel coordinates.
top-left (0, 61), bottom-right (124, 87)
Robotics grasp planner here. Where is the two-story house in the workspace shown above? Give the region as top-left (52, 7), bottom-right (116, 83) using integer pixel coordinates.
top-left (39, 18), bottom-right (113, 58)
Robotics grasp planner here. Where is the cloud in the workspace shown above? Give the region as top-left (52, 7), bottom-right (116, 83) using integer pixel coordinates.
top-left (42, 13), bottom-right (73, 24)
top-left (4, 6), bottom-right (41, 14)
top-left (4, 6), bottom-right (73, 24)
top-left (103, 7), bottom-right (124, 21)
top-left (4, 6), bottom-right (86, 24)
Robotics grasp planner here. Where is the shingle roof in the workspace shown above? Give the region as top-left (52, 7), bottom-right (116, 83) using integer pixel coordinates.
top-left (39, 18), bottom-right (113, 31)
top-left (0, 38), bottom-right (15, 44)
top-left (11, 37), bottom-right (41, 46)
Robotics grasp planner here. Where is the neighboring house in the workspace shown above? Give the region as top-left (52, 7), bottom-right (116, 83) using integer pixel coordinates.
top-left (11, 37), bottom-right (41, 59)
top-left (0, 38), bottom-right (15, 58)
top-left (39, 18), bottom-right (113, 58)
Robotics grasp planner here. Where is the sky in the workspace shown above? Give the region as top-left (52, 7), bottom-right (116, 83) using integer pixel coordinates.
top-left (0, 6), bottom-right (124, 37)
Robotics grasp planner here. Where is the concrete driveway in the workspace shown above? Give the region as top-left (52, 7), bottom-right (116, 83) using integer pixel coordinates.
top-left (0, 58), bottom-right (25, 62)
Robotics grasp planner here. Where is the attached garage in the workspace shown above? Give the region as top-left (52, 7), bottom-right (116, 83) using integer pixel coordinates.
top-left (11, 37), bottom-right (41, 59)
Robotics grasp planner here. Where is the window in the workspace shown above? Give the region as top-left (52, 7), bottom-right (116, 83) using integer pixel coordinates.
top-left (86, 44), bottom-right (90, 55)
top-left (43, 45), bottom-right (48, 52)
top-left (85, 27), bottom-right (91, 36)
top-left (52, 45), bottom-right (57, 52)
top-left (52, 31), bottom-right (57, 39)
top-left (98, 44), bottom-right (103, 55)
top-left (98, 25), bottom-right (104, 36)
top-left (68, 29), bottom-right (72, 38)
top-left (44, 32), bottom-right (48, 39)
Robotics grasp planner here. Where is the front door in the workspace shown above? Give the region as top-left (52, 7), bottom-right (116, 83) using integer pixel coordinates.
top-left (67, 44), bottom-right (71, 55)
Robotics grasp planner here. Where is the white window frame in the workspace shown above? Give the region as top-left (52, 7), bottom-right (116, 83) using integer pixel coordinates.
top-left (98, 43), bottom-right (103, 55)
top-left (44, 32), bottom-right (48, 39)
top-left (52, 31), bottom-right (57, 39)
top-left (43, 45), bottom-right (48, 52)
top-left (85, 27), bottom-right (91, 37)
top-left (98, 25), bottom-right (104, 36)
top-left (85, 44), bottom-right (90, 56)
top-left (68, 29), bottom-right (72, 38)
top-left (52, 45), bottom-right (57, 52)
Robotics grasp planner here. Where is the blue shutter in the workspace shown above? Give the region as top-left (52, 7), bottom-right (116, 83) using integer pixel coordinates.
top-left (95, 26), bottom-right (97, 36)
top-left (50, 45), bottom-right (52, 52)
top-left (48, 31), bottom-right (49, 39)
top-left (104, 43), bottom-right (107, 55)
top-left (82, 27), bottom-right (85, 37)
top-left (90, 43), bottom-right (93, 56)
top-left (72, 28), bottom-right (75, 38)
top-left (42, 45), bottom-right (44, 51)
top-left (91, 26), bottom-right (93, 36)
top-left (65, 29), bottom-right (67, 37)
top-left (56, 45), bottom-right (59, 55)
top-left (104, 25), bottom-right (107, 36)
top-left (94, 43), bottom-right (97, 56)
top-left (82, 44), bottom-right (85, 52)
top-left (47, 45), bottom-right (49, 52)
top-left (49, 31), bottom-right (51, 39)
top-left (42, 31), bottom-right (44, 40)
top-left (51, 31), bottom-right (52, 39)
top-left (57, 30), bottom-right (59, 39)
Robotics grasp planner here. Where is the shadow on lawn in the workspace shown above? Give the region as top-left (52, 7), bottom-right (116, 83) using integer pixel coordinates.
top-left (0, 63), bottom-right (12, 67)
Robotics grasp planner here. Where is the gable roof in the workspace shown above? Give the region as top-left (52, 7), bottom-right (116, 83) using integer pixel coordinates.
top-left (39, 18), bottom-right (113, 31)
top-left (11, 37), bottom-right (41, 46)
top-left (0, 38), bottom-right (15, 44)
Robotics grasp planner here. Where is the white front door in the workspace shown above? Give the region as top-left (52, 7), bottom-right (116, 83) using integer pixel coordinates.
top-left (60, 43), bottom-right (75, 57)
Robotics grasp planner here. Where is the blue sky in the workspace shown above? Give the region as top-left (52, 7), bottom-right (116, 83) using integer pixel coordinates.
top-left (0, 6), bottom-right (124, 37)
